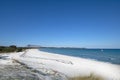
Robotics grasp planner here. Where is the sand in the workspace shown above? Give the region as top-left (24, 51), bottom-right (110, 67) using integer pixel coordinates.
top-left (0, 49), bottom-right (120, 80)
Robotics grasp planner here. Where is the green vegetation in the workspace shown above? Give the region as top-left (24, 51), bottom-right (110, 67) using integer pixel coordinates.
top-left (0, 45), bottom-right (29, 53)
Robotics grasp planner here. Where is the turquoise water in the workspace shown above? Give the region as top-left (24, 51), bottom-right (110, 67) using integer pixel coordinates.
top-left (39, 48), bottom-right (120, 65)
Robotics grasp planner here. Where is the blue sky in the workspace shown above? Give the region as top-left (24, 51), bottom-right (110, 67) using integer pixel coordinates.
top-left (0, 0), bottom-right (120, 48)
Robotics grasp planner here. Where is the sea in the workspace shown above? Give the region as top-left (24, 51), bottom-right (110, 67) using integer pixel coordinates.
top-left (39, 48), bottom-right (120, 65)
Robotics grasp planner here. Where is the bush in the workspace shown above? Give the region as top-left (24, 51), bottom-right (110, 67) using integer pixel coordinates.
top-left (0, 45), bottom-right (28, 53)
top-left (9, 45), bottom-right (17, 49)
top-left (2, 47), bottom-right (16, 52)
top-left (16, 48), bottom-right (23, 52)
top-left (0, 46), bottom-right (5, 51)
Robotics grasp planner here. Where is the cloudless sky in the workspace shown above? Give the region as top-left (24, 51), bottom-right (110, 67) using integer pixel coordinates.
top-left (0, 0), bottom-right (120, 48)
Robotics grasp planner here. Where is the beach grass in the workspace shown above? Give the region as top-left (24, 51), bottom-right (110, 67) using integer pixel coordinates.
top-left (69, 73), bottom-right (103, 80)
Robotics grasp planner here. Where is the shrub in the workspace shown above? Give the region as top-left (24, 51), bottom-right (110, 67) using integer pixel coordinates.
top-left (16, 48), bottom-right (23, 52)
top-left (0, 45), bottom-right (28, 53)
top-left (9, 45), bottom-right (17, 49)
top-left (2, 47), bottom-right (16, 52)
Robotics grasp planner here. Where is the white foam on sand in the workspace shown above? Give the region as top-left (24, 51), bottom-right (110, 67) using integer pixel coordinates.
top-left (1, 49), bottom-right (120, 80)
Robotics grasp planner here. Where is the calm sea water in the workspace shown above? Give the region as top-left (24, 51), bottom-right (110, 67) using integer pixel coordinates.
top-left (39, 48), bottom-right (120, 65)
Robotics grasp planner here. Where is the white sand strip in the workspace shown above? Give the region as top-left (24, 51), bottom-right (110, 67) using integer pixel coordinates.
top-left (0, 49), bottom-right (120, 80)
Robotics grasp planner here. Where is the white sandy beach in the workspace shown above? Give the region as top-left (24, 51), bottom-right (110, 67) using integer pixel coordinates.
top-left (0, 49), bottom-right (120, 80)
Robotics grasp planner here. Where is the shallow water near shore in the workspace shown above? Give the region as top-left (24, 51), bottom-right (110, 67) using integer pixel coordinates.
top-left (39, 48), bottom-right (120, 65)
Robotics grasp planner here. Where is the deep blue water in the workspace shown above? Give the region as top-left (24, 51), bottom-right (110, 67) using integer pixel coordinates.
top-left (39, 48), bottom-right (120, 65)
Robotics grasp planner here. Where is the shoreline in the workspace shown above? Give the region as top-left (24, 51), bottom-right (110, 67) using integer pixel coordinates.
top-left (39, 49), bottom-right (120, 65)
top-left (0, 49), bottom-right (120, 80)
